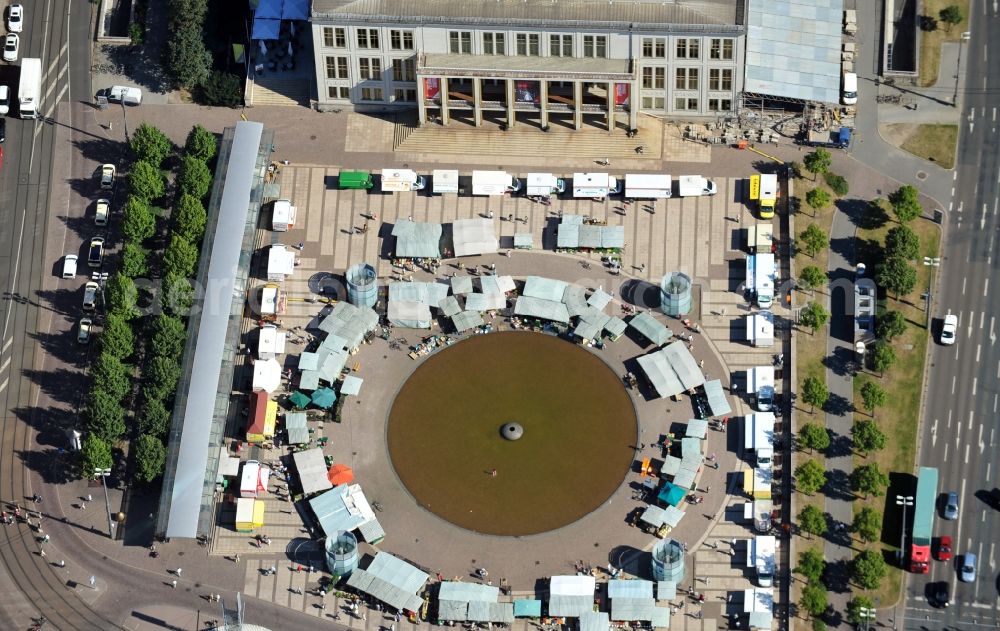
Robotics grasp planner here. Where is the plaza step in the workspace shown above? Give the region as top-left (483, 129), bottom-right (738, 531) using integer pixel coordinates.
top-left (249, 77), bottom-right (311, 107)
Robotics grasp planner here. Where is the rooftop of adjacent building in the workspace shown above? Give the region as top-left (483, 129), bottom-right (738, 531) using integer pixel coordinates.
top-left (311, 0), bottom-right (745, 29)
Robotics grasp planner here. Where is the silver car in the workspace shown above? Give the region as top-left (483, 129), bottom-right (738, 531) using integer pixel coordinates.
top-left (959, 553), bottom-right (976, 582)
top-left (943, 491), bottom-right (959, 520)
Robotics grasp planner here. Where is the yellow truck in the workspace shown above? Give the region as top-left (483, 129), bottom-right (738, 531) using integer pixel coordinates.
top-left (749, 174), bottom-right (778, 219)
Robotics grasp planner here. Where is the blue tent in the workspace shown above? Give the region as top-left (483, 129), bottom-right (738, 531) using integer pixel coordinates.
top-left (282, 0), bottom-right (310, 20)
top-left (311, 387), bottom-right (337, 409)
top-left (254, 0), bottom-right (282, 18)
top-left (252, 18), bottom-right (281, 40)
top-left (657, 481), bottom-right (686, 507)
top-left (513, 600), bottom-right (542, 617)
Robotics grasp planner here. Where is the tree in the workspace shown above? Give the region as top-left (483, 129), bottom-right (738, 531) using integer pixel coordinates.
top-left (178, 154), bottom-right (212, 200)
top-left (799, 266), bottom-right (827, 292)
top-left (135, 435), bottom-right (166, 483)
top-left (801, 376), bottom-right (829, 412)
top-left (165, 17), bottom-right (211, 89)
top-left (805, 187), bottom-right (831, 213)
top-left (798, 504), bottom-right (828, 539)
top-left (812, 620), bottom-right (827, 631)
top-left (796, 548), bottom-right (826, 583)
top-left (198, 71), bottom-right (243, 108)
top-left (803, 148), bottom-right (832, 180)
top-left (824, 172), bottom-right (849, 197)
top-left (120, 242), bottom-right (149, 279)
top-left (859, 381), bottom-right (888, 418)
top-left (122, 195), bottom-right (156, 242)
top-left (798, 423), bottom-right (831, 453)
top-left (107, 273), bottom-right (139, 319)
top-left (846, 597), bottom-right (876, 626)
top-left (185, 124), bottom-right (218, 163)
top-left (147, 356), bottom-right (182, 399)
top-left (174, 193), bottom-right (207, 242)
top-left (140, 395), bottom-right (172, 437)
top-left (939, 5), bottom-right (964, 31)
top-left (850, 462), bottom-right (890, 498)
top-left (161, 273), bottom-right (195, 316)
top-left (799, 224), bottom-right (829, 258)
top-left (876, 310), bottom-right (907, 341)
top-left (871, 341), bottom-right (897, 375)
top-left (877, 255), bottom-right (917, 298)
top-left (129, 123), bottom-right (173, 167)
top-left (152, 314), bottom-right (188, 358)
top-left (852, 419), bottom-right (887, 456)
top-left (163, 236), bottom-right (200, 278)
top-left (799, 301), bottom-right (831, 334)
top-left (885, 225), bottom-right (920, 260)
top-left (850, 550), bottom-right (888, 590)
top-left (888, 185), bottom-right (922, 223)
top-left (800, 582), bottom-right (828, 618)
top-left (86, 389), bottom-right (126, 442)
top-left (795, 460), bottom-right (827, 495)
top-left (129, 160), bottom-right (166, 202)
top-left (92, 352), bottom-right (132, 402)
top-left (852, 507), bottom-right (882, 543)
top-left (79, 435), bottom-right (113, 478)
top-left (101, 312), bottom-right (135, 360)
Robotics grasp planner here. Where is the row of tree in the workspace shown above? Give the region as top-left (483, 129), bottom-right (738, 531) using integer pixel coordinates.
top-left (796, 545), bottom-right (886, 627)
top-left (164, 0), bottom-right (242, 106)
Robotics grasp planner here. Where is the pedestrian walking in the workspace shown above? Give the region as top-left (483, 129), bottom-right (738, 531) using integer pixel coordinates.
top-left (234, 554), bottom-right (240, 564)
top-left (362, 613), bottom-right (367, 621)
top-left (58, 560), bottom-right (65, 568)
top-left (171, 580), bottom-right (177, 589)
top-left (175, 568), bottom-right (182, 576)
top-left (39, 549), bottom-right (46, 557)
top-left (731, 538), bottom-right (737, 549)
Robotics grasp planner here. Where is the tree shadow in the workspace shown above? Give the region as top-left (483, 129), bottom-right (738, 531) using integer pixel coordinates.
top-left (22, 368), bottom-right (86, 407)
top-left (825, 432), bottom-right (854, 458)
top-left (822, 557), bottom-right (852, 594)
top-left (822, 392), bottom-right (853, 416)
top-left (822, 468), bottom-right (856, 502)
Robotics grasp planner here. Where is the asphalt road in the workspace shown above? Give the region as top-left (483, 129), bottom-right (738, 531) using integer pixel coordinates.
top-left (901, 4), bottom-right (1000, 629)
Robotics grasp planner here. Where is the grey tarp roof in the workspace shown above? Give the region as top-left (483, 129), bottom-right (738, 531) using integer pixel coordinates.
top-left (562, 285), bottom-right (589, 318)
top-left (523, 276), bottom-right (568, 301)
top-left (439, 582), bottom-right (500, 602)
top-left (556, 221), bottom-right (625, 249)
top-left (479, 275), bottom-right (515, 295)
top-left (681, 437), bottom-right (703, 460)
top-left (358, 519), bottom-right (386, 545)
top-left (605, 316), bottom-right (627, 338)
top-left (573, 320), bottom-right (602, 342)
top-left (744, 588), bottom-right (774, 630)
top-left (549, 575), bottom-right (596, 617)
top-left (451, 275), bottom-right (474, 294)
top-left (438, 582), bottom-right (509, 621)
top-left (661, 455), bottom-right (682, 476)
top-left (287, 427), bottom-right (310, 444)
top-left (661, 341), bottom-right (705, 390)
top-left (294, 448), bottom-right (334, 496)
top-left (579, 611), bottom-right (609, 631)
top-left (340, 375), bottom-right (363, 396)
top-left (640, 505), bottom-right (667, 528)
top-left (286, 411), bottom-right (308, 442)
top-left (704, 379), bottom-right (732, 416)
top-left (298, 351), bottom-right (319, 371)
top-left (651, 607), bottom-right (670, 628)
top-left (514, 232), bottom-right (533, 248)
top-left (299, 370), bottom-right (321, 391)
top-left (389, 281), bottom-right (449, 307)
top-left (309, 483), bottom-right (380, 540)
top-left (285, 411), bottom-right (307, 428)
top-left (452, 218), bottom-right (498, 257)
top-left (608, 580), bottom-right (654, 599)
top-left (629, 312), bottom-right (673, 346)
top-left (636, 342), bottom-right (704, 398)
top-left (164, 121), bottom-right (263, 539)
top-left (557, 223), bottom-right (580, 248)
top-left (392, 220), bottom-right (442, 258)
top-left (745, 0), bottom-right (845, 103)
top-left (452, 311), bottom-right (485, 332)
top-left (587, 288), bottom-right (613, 310)
top-left (662, 505), bottom-right (685, 528)
top-left (318, 347), bottom-right (350, 382)
top-left (465, 292), bottom-right (506, 312)
top-left (610, 598), bottom-right (655, 622)
top-left (467, 602), bottom-right (514, 623)
top-left (656, 581), bottom-right (677, 600)
top-left (686, 419), bottom-right (709, 439)
top-left (346, 551), bottom-right (429, 613)
top-left (388, 301), bottom-right (432, 329)
top-left (438, 295), bottom-right (462, 317)
top-left (515, 296), bottom-right (570, 323)
top-left (318, 302), bottom-right (379, 349)
top-left (673, 468), bottom-right (697, 490)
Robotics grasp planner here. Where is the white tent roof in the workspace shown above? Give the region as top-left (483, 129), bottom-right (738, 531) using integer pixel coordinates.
top-left (549, 575), bottom-right (596, 617)
top-left (388, 301), bottom-right (432, 329)
top-left (465, 292), bottom-right (506, 312)
top-left (392, 220), bottom-right (442, 258)
top-left (340, 375), bottom-right (363, 396)
top-left (635, 341), bottom-right (706, 398)
top-left (346, 552), bottom-right (429, 613)
top-left (523, 276), bottom-right (568, 301)
top-left (480, 275), bottom-right (515, 295)
top-left (267, 244), bottom-right (296, 278)
top-left (453, 218), bottom-right (498, 257)
top-left (451, 275), bottom-right (474, 294)
top-left (293, 447), bottom-right (334, 496)
top-left (587, 288), bottom-right (613, 310)
top-left (515, 296), bottom-right (569, 323)
top-left (252, 358), bottom-right (282, 393)
top-left (257, 326), bottom-right (287, 357)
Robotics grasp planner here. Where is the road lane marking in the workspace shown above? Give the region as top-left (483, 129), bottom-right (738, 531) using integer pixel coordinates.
top-left (991, 316), bottom-right (996, 344)
top-left (976, 343), bottom-right (982, 363)
top-left (943, 443), bottom-right (949, 462)
top-left (1, 208), bottom-right (27, 342)
top-left (980, 311), bottom-right (985, 329)
top-left (990, 543), bottom-right (996, 571)
top-left (931, 418), bottom-right (938, 446)
top-left (979, 424), bottom-right (984, 453)
top-left (969, 410), bottom-right (974, 430)
top-left (973, 377), bottom-right (978, 395)
top-left (0, 356), bottom-right (9, 375)
top-left (992, 428), bottom-right (996, 447)
top-left (995, 394), bottom-right (998, 412)
top-left (964, 443), bottom-right (970, 463)
top-left (975, 541), bottom-right (982, 599)
top-left (948, 410), bottom-right (953, 427)
top-left (963, 277), bottom-right (968, 294)
top-left (2, 337), bottom-right (10, 353)
top-left (983, 203), bottom-right (989, 229)
top-left (952, 375), bottom-right (957, 394)
top-left (0, 377), bottom-right (7, 395)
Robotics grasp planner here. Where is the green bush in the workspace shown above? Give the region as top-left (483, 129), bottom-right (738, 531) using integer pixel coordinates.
top-left (152, 314), bottom-right (188, 358)
top-left (135, 435), bottom-right (166, 483)
top-left (107, 273), bottom-right (139, 319)
top-left (139, 396), bottom-right (172, 437)
top-left (129, 160), bottom-right (166, 202)
top-left (122, 196), bottom-right (156, 242)
top-left (129, 21), bottom-right (144, 45)
top-left (163, 235), bottom-right (200, 278)
top-left (130, 123), bottom-right (173, 167)
top-left (101, 312), bottom-right (135, 360)
top-left (92, 352), bottom-right (132, 402)
top-left (198, 71), bottom-right (242, 108)
top-left (79, 435), bottom-right (113, 477)
top-left (823, 172), bottom-right (849, 196)
top-left (184, 124), bottom-right (218, 162)
top-left (174, 193), bottom-right (207, 242)
top-left (86, 389), bottom-right (127, 442)
top-left (147, 355), bottom-right (182, 398)
top-left (165, 0), bottom-right (211, 89)
top-left (161, 273), bottom-right (195, 316)
top-left (120, 242), bottom-right (149, 278)
top-left (178, 155), bottom-right (213, 200)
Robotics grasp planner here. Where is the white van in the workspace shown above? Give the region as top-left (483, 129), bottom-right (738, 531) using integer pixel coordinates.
top-left (99, 85), bottom-right (142, 106)
top-left (0, 85), bottom-right (9, 115)
top-left (842, 72), bottom-right (858, 105)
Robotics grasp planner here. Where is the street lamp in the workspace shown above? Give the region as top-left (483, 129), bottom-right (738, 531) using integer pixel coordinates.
top-left (858, 606), bottom-right (876, 631)
top-left (94, 468), bottom-right (115, 539)
top-left (922, 257), bottom-right (940, 326)
top-left (954, 31), bottom-right (971, 107)
top-left (895, 495), bottom-right (914, 566)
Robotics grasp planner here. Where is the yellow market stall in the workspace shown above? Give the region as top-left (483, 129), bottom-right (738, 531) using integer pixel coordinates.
top-left (235, 497), bottom-right (265, 532)
top-left (743, 468), bottom-right (772, 500)
top-left (246, 390), bottom-right (278, 444)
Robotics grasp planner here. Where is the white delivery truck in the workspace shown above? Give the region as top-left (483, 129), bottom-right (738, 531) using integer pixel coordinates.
top-left (746, 223), bottom-right (774, 253)
top-left (271, 199), bottom-right (297, 231)
top-left (746, 252), bottom-right (776, 308)
top-left (743, 499), bottom-right (774, 533)
top-left (624, 173), bottom-right (672, 199)
top-left (746, 367), bottom-right (776, 412)
top-left (526, 173), bottom-right (565, 197)
top-left (750, 536), bottom-right (776, 587)
top-left (743, 412), bottom-right (776, 466)
top-left (472, 170), bottom-right (519, 196)
top-left (677, 175), bottom-right (717, 197)
top-left (18, 57), bottom-right (41, 119)
top-left (432, 169), bottom-right (459, 194)
top-left (381, 169), bottom-right (426, 192)
top-left (572, 173), bottom-right (620, 199)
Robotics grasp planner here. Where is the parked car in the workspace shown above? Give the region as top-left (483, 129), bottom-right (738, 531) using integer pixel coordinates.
top-left (77, 318), bottom-right (92, 344)
top-left (0, 85), bottom-right (9, 115)
top-left (7, 4), bottom-right (22, 33)
top-left (99, 164), bottom-right (115, 190)
top-left (94, 198), bottom-right (109, 226)
top-left (936, 535), bottom-right (952, 561)
top-left (82, 281), bottom-right (99, 310)
top-left (87, 237), bottom-right (104, 268)
top-left (62, 254), bottom-right (78, 279)
top-left (96, 85), bottom-right (142, 106)
top-left (959, 553), bottom-right (977, 582)
top-left (0, 118), bottom-right (6, 143)
top-left (940, 312), bottom-right (958, 345)
top-left (943, 491), bottom-right (959, 520)
top-left (3, 33), bottom-right (18, 62)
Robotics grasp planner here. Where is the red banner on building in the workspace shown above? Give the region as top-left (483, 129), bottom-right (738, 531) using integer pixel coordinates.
top-left (424, 78), bottom-right (440, 99)
top-left (515, 81), bottom-right (540, 104)
top-left (614, 83), bottom-right (630, 106)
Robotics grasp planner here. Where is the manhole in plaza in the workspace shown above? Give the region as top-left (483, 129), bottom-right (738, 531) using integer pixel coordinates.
top-left (916, 171), bottom-right (928, 181)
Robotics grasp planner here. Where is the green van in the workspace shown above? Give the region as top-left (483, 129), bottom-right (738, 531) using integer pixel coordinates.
top-left (339, 170), bottom-right (374, 190)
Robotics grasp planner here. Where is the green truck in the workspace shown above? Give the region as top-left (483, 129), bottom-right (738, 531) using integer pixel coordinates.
top-left (339, 170), bottom-right (373, 190)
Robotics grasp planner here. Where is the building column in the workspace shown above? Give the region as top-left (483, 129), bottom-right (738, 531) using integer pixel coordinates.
top-left (473, 78), bottom-right (483, 127)
top-left (417, 76), bottom-right (427, 125)
top-left (440, 77), bottom-right (450, 125)
top-left (606, 81), bottom-right (615, 133)
top-left (505, 79), bottom-right (516, 128)
top-left (540, 80), bottom-right (549, 129)
top-left (628, 79), bottom-right (639, 131)
top-left (573, 81), bottom-right (583, 130)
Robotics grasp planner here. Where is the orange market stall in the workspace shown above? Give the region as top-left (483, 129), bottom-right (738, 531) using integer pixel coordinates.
top-left (328, 464), bottom-right (354, 487)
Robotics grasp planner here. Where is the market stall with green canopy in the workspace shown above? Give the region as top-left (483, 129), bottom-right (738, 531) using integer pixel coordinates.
top-left (311, 387), bottom-right (337, 408)
top-left (657, 481), bottom-right (687, 507)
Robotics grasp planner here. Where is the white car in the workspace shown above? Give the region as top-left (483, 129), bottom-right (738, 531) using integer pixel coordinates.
top-left (100, 164), bottom-right (115, 190)
top-left (77, 318), bottom-right (92, 344)
top-left (3, 33), bottom-right (18, 62)
top-left (95, 198), bottom-right (110, 226)
top-left (82, 281), bottom-right (99, 311)
top-left (940, 312), bottom-right (958, 345)
top-left (62, 254), bottom-right (78, 279)
top-left (7, 5), bottom-right (22, 33)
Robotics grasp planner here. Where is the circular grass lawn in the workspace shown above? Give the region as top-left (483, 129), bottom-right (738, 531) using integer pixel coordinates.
top-left (386, 332), bottom-right (636, 536)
